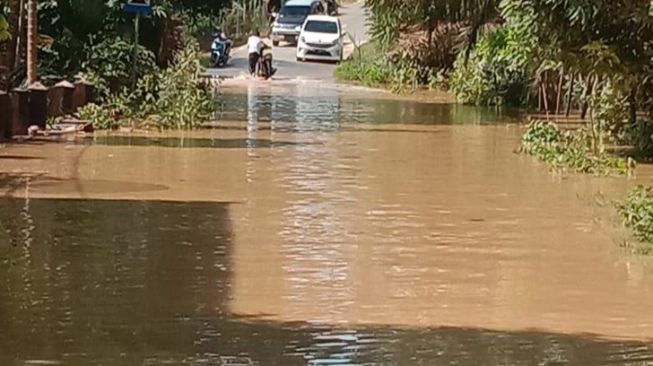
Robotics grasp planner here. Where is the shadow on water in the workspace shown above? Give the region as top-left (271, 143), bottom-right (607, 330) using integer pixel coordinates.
top-left (0, 173), bottom-right (169, 196)
top-left (0, 155), bottom-right (44, 160)
top-left (0, 173), bottom-right (58, 197)
top-left (1, 198), bottom-right (652, 365)
top-left (81, 136), bottom-right (312, 149)
top-left (216, 92), bottom-right (522, 131)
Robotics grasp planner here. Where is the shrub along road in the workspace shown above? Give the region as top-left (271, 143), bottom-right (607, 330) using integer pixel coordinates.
top-left (206, 1), bottom-right (369, 82)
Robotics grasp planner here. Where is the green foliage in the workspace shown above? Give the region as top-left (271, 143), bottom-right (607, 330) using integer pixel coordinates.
top-left (587, 81), bottom-right (653, 159)
top-left (187, 13), bottom-right (220, 46)
top-left (335, 60), bottom-right (393, 87)
top-left (336, 42), bottom-right (443, 92)
top-left (520, 120), bottom-right (631, 175)
top-left (220, 0), bottom-right (268, 41)
top-left (78, 103), bottom-right (119, 130)
top-left (32, 0), bottom-right (259, 85)
top-left (366, 10), bottom-right (400, 50)
top-left (449, 55), bottom-right (491, 104)
top-left (364, 0), bottom-right (505, 92)
top-left (502, 0), bottom-right (653, 117)
top-left (37, 0), bottom-right (128, 80)
top-left (82, 36), bottom-right (158, 96)
top-left (449, 20), bottom-right (534, 106)
top-left (520, 120), bottom-right (561, 158)
top-left (501, 0), bottom-right (652, 75)
top-left (335, 42), bottom-right (393, 86)
top-left (365, 0), bottom-right (500, 49)
top-left (0, 13), bottom-right (10, 42)
top-left (623, 121), bottom-right (653, 158)
top-left (617, 186), bottom-right (653, 248)
top-left (154, 40), bottom-right (214, 129)
top-left (589, 82), bottom-right (627, 151)
top-left (79, 40), bottom-right (213, 130)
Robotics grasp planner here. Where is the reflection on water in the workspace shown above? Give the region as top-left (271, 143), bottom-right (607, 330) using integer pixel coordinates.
top-left (82, 136), bottom-right (309, 149)
top-left (1, 198), bottom-right (653, 366)
top-left (218, 83), bottom-right (521, 130)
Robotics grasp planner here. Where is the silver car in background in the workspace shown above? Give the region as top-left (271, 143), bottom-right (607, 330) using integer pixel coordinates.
top-left (271, 0), bottom-right (326, 46)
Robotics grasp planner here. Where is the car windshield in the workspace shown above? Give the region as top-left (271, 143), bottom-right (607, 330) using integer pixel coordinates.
top-left (303, 20), bottom-right (338, 33)
top-left (280, 6), bottom-right (311, 17)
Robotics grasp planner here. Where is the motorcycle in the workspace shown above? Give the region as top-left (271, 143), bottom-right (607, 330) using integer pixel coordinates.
top-left (257, 46), bottom-right (277, 80)
top-left (210, 36), bottom-right (232, 68)
top-left (326, 0), bottom-right (338, 15)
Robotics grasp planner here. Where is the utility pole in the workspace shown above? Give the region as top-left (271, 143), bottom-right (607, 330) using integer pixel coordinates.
top-left (131, 12), bottom-right (140, 90)
top-left (26, 0), bottom-right (36, 84)
top-left (124, 0), bottom-right (151, 90)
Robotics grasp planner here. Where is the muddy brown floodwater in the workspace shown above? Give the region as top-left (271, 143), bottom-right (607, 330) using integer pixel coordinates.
top-left (2, 81), bottom-right (653, 366)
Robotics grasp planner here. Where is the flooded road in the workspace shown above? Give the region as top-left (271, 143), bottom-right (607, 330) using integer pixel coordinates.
top-left (2, 82), bottom-right (653, 365)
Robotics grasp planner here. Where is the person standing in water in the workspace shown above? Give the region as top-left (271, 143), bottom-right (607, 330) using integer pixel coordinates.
top-left (247, 30), bottom-right (263, 77)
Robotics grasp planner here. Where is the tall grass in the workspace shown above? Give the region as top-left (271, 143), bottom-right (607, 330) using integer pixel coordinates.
top-left (335, 42), bottom-right (393, 87)
top-left (189, 0), bottom-right (270, 49)
top-left (221, 0), bottom-right (269, 41)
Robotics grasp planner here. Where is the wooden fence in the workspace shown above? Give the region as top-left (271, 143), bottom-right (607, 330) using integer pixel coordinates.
top-left (0, 80), bottom-right (93, 140)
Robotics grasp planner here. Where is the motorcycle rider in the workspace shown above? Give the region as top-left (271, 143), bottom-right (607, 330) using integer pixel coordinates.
top-left (211, 27), bottom-right (232, 67)
top-left (215, 27), bottom-right (228, 41)
top-left (325, 0), bottom-right (337, 15)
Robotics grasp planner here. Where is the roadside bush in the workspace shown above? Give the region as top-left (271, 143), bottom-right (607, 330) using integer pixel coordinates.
top-left (591, 82), bottom-right (653, 159)
top-left (449, 55), bottom-right (492, 104)
top-left (79, 39), bottom-right (213, 130)
top-left (82, 36), bottom-right (158, 97)
top-left (78, 103), bottom-right (119, 130)
top-left (520, 120), bottom-right (561, 159)
top-left (590, 82), bottom-right (628, 150)
top-left (617, 186), bottom-right (653, 249)
top-left (336, 42), bottom-right (439, 92)
top-left (335, 42), bottom-right (393, 86)
top-left (520, 120), bottom-right (631, 175)
top-left (154, 40), bottom-right (214, 129)
top-left (623, 121), bottom-right (653, 158)
top-left (449, 25), bottom-right (532, 106)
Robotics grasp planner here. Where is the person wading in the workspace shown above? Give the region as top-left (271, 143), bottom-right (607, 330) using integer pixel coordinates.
top-left (247, 30), bottom-right (263, 78)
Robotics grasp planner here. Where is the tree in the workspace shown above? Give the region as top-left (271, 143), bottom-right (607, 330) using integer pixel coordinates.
top-left (365, 0), bottom-right (501, 50)
top-left (502, 0), bottom-right (653, 120)
top-left (26, 0), bottom-right (35, 83)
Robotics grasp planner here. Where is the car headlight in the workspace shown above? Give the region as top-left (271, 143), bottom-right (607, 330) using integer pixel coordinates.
top-left (329, 39), bottom-right (339, 46)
